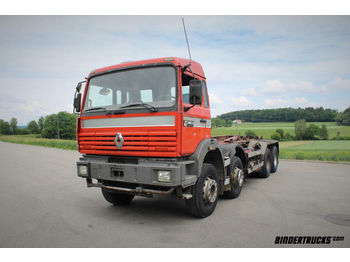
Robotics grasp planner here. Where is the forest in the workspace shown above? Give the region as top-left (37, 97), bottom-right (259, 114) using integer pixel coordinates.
top-left (218, 107), bottom-right (338, 122)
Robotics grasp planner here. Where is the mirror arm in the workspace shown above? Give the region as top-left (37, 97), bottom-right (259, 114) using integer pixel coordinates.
top-left (184, 97), bottom-right (196, 112)
top-left (182, 64), bottom-right (196, 79)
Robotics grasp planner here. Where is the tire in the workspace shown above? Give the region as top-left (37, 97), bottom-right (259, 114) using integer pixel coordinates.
top-left (101, 188), bottom-right (134, 205)
top-left (223, 156), bottom-right (244, 199)
top-left (186, 163), bottom-right (219, 218)
top-left (258, 148), bottom-right (272, 178)
top-left (270, 146), bottom-right (279, 173)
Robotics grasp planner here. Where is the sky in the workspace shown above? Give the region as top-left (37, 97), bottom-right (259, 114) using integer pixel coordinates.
top-left (0, 15), bottom-right (350, 125)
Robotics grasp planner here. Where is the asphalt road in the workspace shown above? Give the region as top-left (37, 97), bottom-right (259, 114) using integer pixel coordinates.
top-left (0, 141), bottom-right (349, 248)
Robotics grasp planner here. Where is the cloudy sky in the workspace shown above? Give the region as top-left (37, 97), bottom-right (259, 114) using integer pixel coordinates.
top-left (1, 15), bottom-right (350, 125)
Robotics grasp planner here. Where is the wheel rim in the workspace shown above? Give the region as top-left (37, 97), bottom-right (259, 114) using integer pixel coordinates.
top-left (233, 167), bottom-right (244, 188)
top-left (203, 177), bottom-right (218, 204)
top-left (273, 151), bottom-right (278, 167)
top-left (267, 157), bottom-right (271, 172)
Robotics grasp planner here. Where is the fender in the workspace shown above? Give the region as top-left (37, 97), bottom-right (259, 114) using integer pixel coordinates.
top-left (218, 143), bottom-right (248, 171)
top-left (189, 138), bottom-right (225, 181)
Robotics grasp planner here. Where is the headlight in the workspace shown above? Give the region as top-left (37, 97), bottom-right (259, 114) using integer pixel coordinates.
top-left (78, 165), bottom-right (88, 176)
top-left (158, 170), bottom-right (171, 182)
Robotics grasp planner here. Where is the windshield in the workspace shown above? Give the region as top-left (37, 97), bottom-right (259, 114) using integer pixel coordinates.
top-left (83, 66), bottom-right (176, 112)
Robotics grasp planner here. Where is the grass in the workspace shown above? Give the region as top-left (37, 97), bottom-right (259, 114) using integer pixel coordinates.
top-left (279, 140), bottom-right (350, 162)
top-left (0, 135), bottom-right (77, 150)
top-left (211, 121), bottom-right (350, 139)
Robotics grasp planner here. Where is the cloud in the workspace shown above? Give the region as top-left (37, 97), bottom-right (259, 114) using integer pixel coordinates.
top-left (208, 92), bottom-right (224, 105)
top-left (262, 79), bottom-right (330, 95)
top-left (244, 88), bottom-right (258, 96)
top-left (263, 96), bottom-right (317, 108)
top-left (230, 96), bottom-right (253, 107)
top-left (328, 77), bottom-right (350, 90)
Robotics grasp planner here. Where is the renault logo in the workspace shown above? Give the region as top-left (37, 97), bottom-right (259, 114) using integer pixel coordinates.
top-left (114, 133), bottom-right (124, 149)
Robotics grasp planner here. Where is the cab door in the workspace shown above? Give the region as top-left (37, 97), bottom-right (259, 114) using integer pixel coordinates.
top-left (180, 72), bottom-right (211, 155)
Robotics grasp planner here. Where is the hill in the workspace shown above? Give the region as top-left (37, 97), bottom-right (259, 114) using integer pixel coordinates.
top-left (218, 107), bottom-right (337, 122)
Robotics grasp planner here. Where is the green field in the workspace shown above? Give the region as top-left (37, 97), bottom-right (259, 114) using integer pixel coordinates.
top-left (0, 135), bottom-right (77, 150)
top-left (211, 122), bottom-right (350, 139)
top-left (279, 140), bottom-right (350, 161)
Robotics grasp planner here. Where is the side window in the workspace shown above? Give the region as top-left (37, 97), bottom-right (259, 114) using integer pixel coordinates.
top-left (202, 81), bottom-right (209, 108)
top-left (182, 86), bottom-right (190, 104)
top-left (182, 73), bottom-right (196, 105)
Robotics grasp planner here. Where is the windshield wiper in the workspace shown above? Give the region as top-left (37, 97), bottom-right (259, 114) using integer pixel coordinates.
top-left (84, 107), bottom-right (107, 112)
top-left (120, 103), bottom-right (158, 112)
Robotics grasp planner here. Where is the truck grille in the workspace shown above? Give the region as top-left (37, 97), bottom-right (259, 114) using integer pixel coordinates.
top-left (78, 130), bottom-right (177, 157)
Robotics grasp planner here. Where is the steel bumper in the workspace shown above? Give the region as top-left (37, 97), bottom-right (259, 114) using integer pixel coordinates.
top-left (77, 156), bottom-right (197, 189)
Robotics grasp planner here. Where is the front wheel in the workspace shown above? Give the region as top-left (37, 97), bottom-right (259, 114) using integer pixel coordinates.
top-left (101, 188), bottom-right (135, 205)
top-left (186, 163), bottom-right (219, 218)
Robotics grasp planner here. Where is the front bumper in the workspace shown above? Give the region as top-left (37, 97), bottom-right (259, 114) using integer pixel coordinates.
top-left (77, 155), bottom-right (197, 192)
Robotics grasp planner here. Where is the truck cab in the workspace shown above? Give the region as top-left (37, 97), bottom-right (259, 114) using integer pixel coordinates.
top-left (74, 57), bottom-right (279, 217)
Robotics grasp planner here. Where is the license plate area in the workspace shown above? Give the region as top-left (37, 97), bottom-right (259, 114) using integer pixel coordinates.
top-left (111, 168), bottom-right (124, 178)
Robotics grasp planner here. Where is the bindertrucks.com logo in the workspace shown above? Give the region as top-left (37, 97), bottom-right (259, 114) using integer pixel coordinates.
top-left (274, 236), bottom-right (344, 245)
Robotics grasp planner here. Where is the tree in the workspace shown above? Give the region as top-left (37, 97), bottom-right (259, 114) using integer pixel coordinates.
top-left (0, 119), bottom-right (11, 135)
top-left (319, 124), bottom-right (329, 140)
top-left (16, 128), bottom-right (29, 135)
top-left (224, 119), bottom-right (232, 127)
top-left (10, 117), bottom-right (18, 135)
top-left (294, 119), bottom-right (307, 140)
top-left (305, 123), bottom-right (320, 140)
top-left (41, 112), bottom-right (77, 139)
top-left (212, 117), bottom-right (226, 128)
top-left (218, 107), bottom-right (337, 123)
top-left (38, 116), bottom-right (45, 131)
top-left (342, 107), bottom-right (350, 126)
top-left (27, 120), bottom-right (40, 134)
top-left (271, 132), bottom-right (281, 141)
top-left (275, 128), bottom-right (284, 139)
top-left (245, 130), bottom-right (257, 137)
top-left (284, 132), bottom-right (293, 141)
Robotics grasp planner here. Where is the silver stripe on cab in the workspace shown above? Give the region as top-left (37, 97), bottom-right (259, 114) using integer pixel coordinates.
top-left (81, 115), bottom-right (175, 128)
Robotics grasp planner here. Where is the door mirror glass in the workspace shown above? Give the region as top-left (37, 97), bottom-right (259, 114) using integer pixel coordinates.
top-left (189, 79), bottom-right (202, 105)
top-left (74, 93), bottom-right (82, 112)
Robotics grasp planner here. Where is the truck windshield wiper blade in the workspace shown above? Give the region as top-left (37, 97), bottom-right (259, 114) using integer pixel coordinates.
top-left (84, 107), bottom-right (107, 112)
top-left (120, 103), bottom-right (158, 112)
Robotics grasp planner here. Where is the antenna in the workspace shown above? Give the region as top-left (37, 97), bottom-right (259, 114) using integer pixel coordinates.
top-left (182, 17), bottom-right (192, 65)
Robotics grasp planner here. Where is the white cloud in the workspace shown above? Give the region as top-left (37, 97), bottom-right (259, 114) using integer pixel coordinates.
top-left (328, 77), bottom-right (350, 90)
top-left (262, 79), bottom-right (329, 95)
top-left (230, 96), bottom-right (253, 107)
top-left (208, 92), bottom-right (224, 105)
top-left (263, 97), bottom-right (317, 108)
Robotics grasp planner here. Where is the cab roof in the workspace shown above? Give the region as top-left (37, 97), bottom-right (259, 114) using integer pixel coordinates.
top-left (88, 57), bottom-right (206, 79)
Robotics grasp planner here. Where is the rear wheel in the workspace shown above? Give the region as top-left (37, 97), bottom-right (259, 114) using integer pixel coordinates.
top-left (186, 163), bottom-right (219, 218)
top-left (101, 188), bottom-right (134, 205)
top-left (258, 148), bottom-right (272, 178)
top-left (271, 146), bottom-right (279, 173)
top-left (223, 156), bottom-right (244, 199)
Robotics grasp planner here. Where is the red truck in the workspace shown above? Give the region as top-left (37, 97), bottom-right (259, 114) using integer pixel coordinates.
top-left (74, 57), bottom-right (279, 217)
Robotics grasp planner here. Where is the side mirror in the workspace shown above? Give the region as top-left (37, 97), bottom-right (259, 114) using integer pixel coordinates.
top-left (189, 79), bottom-right (202, 105)
top-left (74, 93), bottom-right (82, 113)
top-left (76, 82), bottom-right (83, 92)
